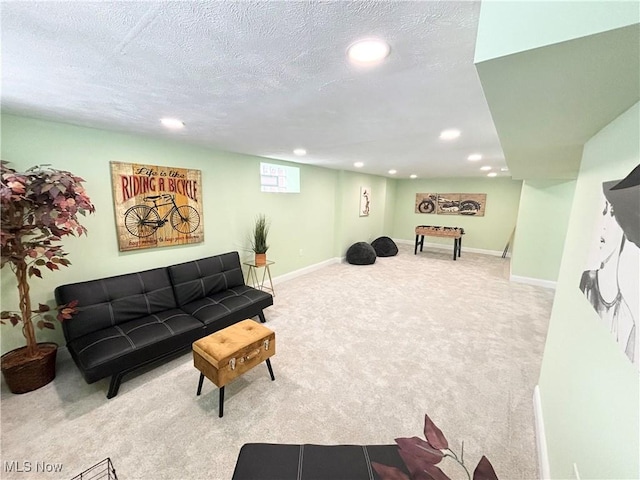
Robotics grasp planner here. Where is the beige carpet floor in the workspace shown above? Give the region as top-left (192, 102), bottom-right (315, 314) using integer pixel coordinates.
top-left (0, 244), bottom-right (554, 480)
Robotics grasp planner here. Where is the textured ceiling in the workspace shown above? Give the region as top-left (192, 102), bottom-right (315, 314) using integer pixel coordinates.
top-left (1, 1), bottom-right (509, 179)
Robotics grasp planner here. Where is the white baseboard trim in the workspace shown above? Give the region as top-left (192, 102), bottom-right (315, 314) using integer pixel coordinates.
top-left (394, 238), bottom-right (414, 246)
top-left (272, 257), bottom-right (341, 285)
top-left (510, 274), bottom-right (557, 290)
top-left (533, 385), bottom-right (551, 479)
top-left (393, 238), bottom-right (507, 257)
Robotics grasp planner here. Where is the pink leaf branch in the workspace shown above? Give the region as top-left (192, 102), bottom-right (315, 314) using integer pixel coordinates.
top-left (397, 449), bottom-right (450, 480)
top-left (424, 413), bottom-right (449, 449)
top-left (395, 437), bottom-right (444, 465)
top-left (374, 414), bottom-right (499, 480)
top-left (0, 300), bottom-right (80, 328)
top-left (472, 456), bottom-right (498, 480)
top-left (372, 463), bottom-right (411, 480)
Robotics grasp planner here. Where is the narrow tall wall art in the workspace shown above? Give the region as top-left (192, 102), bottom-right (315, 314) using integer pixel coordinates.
top-left (360, 186), bottom-right (371, 217)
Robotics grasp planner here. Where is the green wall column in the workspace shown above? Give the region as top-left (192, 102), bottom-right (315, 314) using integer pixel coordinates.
top-left (511, 179), bottom-right (576, 284)
top-left (475, 1), bottom-right (639, 63)
top-left (538, 102), bottom-right (639, 479)
top-left (334, 170), bottom-right (390, 256)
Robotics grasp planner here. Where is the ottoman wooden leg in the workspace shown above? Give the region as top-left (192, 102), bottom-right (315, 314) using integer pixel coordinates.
top-left (266, 359), bottom-right (275, 381)
top-left (219, 386), bottom-right (225, 418)
top-left (196, 373), bottom-right (204, 396)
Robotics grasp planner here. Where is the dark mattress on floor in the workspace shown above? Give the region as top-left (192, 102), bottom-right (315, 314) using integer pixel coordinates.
top-left (232, 443), bottom-right (407, 480)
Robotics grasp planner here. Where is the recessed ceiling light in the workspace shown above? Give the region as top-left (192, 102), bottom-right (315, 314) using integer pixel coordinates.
top-left (501, 167), bottom-right (509, 172)
top-left (160, 118), bottom-right (184, 129)
top-left (410, 174), bottom-right (417, 179)
top-left (347, 39), bottom-right (390, 64)
top-left (440, 129), bottom-right (461, 140)
top-left (354, 162), bottom-right (364, 168)
top-left (388, 169), bottom-right (397, 175)
top-left (487, 172), bottom-right (498, 177)
top-left (467, 154), bottom-right (482, 161)
top-left (293, 148), bottom-right (307, 156)
top-left (480, 166), bottom-right (492, 171)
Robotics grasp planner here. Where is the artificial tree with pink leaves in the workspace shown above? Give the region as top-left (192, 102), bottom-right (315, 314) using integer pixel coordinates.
top-left (372, 413), bottom-right (499, 480)
top-left (1, 161), bottom-right (95, 360)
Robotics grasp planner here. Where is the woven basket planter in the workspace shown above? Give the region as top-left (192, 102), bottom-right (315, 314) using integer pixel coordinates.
top-left (1, 342), bottom-right (58, 394)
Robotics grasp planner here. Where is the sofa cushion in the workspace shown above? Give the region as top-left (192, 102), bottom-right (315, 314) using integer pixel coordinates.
top-left (55, 267), bottom-right (178, 343)
top-left (180, 285), bottom-right (273, 326)
top-left (67, 308), bottom-right (203, 383)
top-left (168, 252), bottom-right (245, 307)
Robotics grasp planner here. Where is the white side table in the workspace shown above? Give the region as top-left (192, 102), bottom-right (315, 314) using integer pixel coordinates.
top-left (243, 260), bottom-right (275, 296)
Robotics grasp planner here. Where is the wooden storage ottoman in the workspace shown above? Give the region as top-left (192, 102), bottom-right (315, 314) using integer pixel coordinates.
top-left (193, 319), bottom-right (275, 417)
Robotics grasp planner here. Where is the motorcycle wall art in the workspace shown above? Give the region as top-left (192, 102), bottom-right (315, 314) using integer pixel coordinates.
top-left (415, 193), bottom-right (486, 216)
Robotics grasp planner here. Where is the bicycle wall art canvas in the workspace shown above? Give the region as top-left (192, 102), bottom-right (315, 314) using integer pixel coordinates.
top-left (415, 192), bottom-right (486, 216)
top-left (110, 161), bottom-right (204, 251)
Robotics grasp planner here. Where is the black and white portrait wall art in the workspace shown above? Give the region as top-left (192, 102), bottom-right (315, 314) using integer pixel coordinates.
top-left (360, 186), bottom-right (370, 217)
top-left (579, 165), bottom-right (640, 368)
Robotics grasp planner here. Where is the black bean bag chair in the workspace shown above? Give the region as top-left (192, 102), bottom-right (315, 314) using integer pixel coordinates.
top-left (371, 236), bottom-right (398, 257)
top-left (346, 242), bottom-right (376, 265)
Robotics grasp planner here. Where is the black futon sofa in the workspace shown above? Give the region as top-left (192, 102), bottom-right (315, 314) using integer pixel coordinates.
top-left (54, 251), bottom-right (273, 398)
top-left (232, 443), bottom-right (407, 480)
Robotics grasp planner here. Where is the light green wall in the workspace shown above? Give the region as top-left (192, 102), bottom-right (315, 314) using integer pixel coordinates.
top-left (511, 179), bottom-right (576, 282)
top-left (0, 114), bottom-right (392, 353)
top-left (475, 1), bottom-right (639, 63)
top-left (383, 178), bottom-right (398, 235)
top-left (539, 102), bottom-right (639, 479)
top-left (334, 170), bottom-right (394, 255)
top-left (392, 177), bottom-right (523, 252)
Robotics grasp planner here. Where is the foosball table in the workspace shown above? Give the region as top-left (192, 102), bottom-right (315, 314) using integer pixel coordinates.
top-left (414, 225), bottom-right (465, 260)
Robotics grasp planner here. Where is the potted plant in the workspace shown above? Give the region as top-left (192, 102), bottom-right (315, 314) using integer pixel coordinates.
top-left (250, 213), bottom-right (270, 265)
top-left (0, 161), bottom-right (95, 394)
